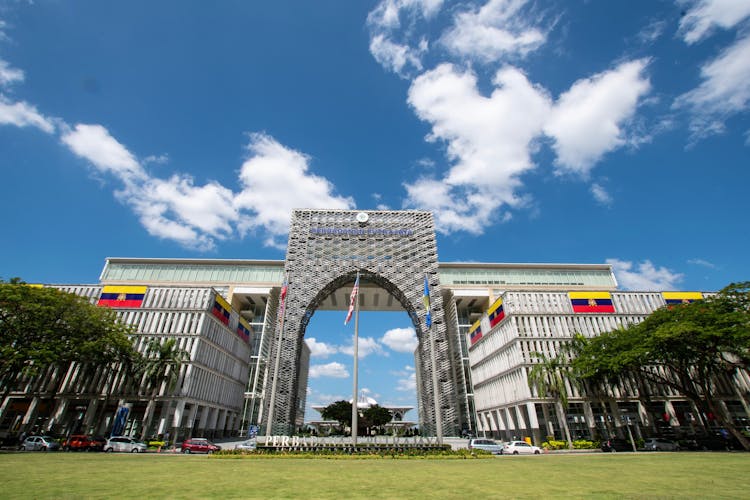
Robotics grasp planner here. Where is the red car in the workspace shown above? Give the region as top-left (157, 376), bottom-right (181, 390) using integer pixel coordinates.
top-left (180, 438), bottom-right (221, 454)
top-left (63, 435), bottom-right (106, 452)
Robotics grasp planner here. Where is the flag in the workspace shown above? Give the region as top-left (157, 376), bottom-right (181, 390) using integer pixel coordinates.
top-left (488, 297), bottom-right (505, 328)
top-left (662, 292), bottom-right (702, 306)
top-left (423, 275), bottom-right (432, 328)
top-left (237, 317), bottom-right (251, 343)
top-left (98, 285), bottom-right (147, 308)
top-left (569, 292), bottom-right (615, 313)
top-left (469, 320), bottom-right (483, 346)
top-left (278, 280), bottom-right (288, 321)
top-left (212, 294), bottom-right (231, 325)
top-left (344, 274), bottom-right (360, 325)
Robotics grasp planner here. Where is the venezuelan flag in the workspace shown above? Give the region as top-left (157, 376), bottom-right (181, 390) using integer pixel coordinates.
top-left (469, 319), bottom-right (483, 346)
top-left (212, 294), bottom-right (231, 325)
top-left (662, 292), bottom-right (703, 306)
top-left (98, 286), bottom-right (147, 308)
top-left (237, 317), bottom-right (251, 343)
top-left (569, 291), bottom-right (615, 313)
top-left (488, 298), bottom-right (505, 328)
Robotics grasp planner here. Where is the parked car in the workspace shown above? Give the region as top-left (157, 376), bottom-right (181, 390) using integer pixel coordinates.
top-left (20, 435), bottom-right (61, 451)
top-left (63, 435), bottom-right (106, 452)
top-left (234, 439), bottom-right (257, 451)
top-left (181, 438), bottom-right (221, 454)
top-left (104, 436), bottom-right (148, 453)
top-left (503, 441), bottom-right (542, 455)
top-left (643, 437), bottom-right (680, 451)
top-left (601, 437), bottom-right (634, 452)
top-left (468, 438), bottom-right (504, 455)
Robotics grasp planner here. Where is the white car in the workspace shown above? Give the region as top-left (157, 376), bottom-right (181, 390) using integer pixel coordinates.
top-left (104, 436), bottom-right (148, 453)
top-left (234, 439), bottom-right (257, 451)
top-left (468, 438), bottom-right (504, 455)
top-left (503, 441), bottom-right (541, 455)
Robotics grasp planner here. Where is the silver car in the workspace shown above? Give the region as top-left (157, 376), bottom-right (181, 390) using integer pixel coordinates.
top-left (234, 439), bottom-right (257, 451)
top-left (644, 438), bottom-right (680, 451)
top-left (468, 438), bottom-right (504, 455)
top-left (104, 436), bottom-right (148, 453)
top-left (20, 435), bottom-right (60, 451)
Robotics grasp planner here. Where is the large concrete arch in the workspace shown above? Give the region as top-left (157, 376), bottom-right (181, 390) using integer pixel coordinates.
top-left (261, 209), bottom-right (464, 436)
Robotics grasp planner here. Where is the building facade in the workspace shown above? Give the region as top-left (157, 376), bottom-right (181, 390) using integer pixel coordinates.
top-left (2, 209), bottom-right (744, 444)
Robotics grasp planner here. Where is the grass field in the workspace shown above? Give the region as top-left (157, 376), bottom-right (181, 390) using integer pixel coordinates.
top-left (1, 452), bottom-right (748, 498)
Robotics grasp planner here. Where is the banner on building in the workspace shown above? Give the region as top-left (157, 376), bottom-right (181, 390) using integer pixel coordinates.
top-left (212, 294), bottom-right (231, 325)
top-left (569, 291), bottom-right (615, 313)
top-left (487, 297), bottom-right (505, 328)
top-left (237, 316), bottom-right (251, 343)
top-left (662, 291), bottom-right (703, 306)
top-left (98, 286), bottom-right (147, 308)
top-left (469, 319), bottom-right (483, 346)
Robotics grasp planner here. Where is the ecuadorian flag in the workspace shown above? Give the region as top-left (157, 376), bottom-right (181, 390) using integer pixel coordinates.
top-left (212, 294), bottom-right (231, 325)
top-left (488, 298), bottom-right (505, 328)
top-left (569, 291), bottom-right (615, 313)
top-left (237, 317), bottom-right (251, 343)
top-left (469, 319), bottom-right (483, 346)
top-left (662, 292), bottom-right (703, 306)
top-left (98, 286), bottom-right (147, 308)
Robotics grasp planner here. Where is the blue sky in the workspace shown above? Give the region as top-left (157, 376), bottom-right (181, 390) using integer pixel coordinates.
top-left (1, 0), bottom-right (749, 420)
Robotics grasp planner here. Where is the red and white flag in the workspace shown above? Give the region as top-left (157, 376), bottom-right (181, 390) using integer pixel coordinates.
top-left (344, 274), bottom-right (360, 325)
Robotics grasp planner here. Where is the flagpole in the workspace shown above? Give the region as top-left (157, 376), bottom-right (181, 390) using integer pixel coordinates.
top-left (425, 274), bottom-right (443, 445)
top-left (351, 271), bottom-right (361, 446)
top-left (265, 275), bottom-right (287, 437)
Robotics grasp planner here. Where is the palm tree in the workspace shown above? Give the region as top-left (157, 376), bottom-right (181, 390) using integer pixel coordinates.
top-left (139, 338), bottom-right (189, 441)
top-left (528, 349), bottom-right (574, 449)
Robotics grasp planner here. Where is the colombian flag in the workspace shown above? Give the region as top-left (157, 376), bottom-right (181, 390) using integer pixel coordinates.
top-left (98, 286), bottom-right (147, 308)
top-left (662, 292), bottom-right (703, 306)
top-left (469, 319), bottom-right (483, 346)
top-left (212, 294), bottom-right (231, 325)
top-left (488, 298), bottom-right (505, 328)
top-left (237, 317), bottom-right (251, 343)
top-left (569, 291), bottom-right (615, 313)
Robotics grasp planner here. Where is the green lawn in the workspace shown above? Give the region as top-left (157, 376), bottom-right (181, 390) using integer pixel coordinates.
top-left (1, 452), bottom-right (748, 499)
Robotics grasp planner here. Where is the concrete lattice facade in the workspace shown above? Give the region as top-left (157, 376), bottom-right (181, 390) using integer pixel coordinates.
top-left (262, 210), bottom-right (464, 436)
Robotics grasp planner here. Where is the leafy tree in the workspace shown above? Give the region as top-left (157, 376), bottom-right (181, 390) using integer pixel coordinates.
top-left (320, 400), bottom-right (352, 430)
top-left (0, 280), bottom-right (137, 422)
top-left (573, 282), bottom-right (750, 450)
top-left (139, 338), bottom-right (189, 440)
top-left (362, 404), bottom-right (392, 433)
top-left (527, 350), bottom-right (574, 448)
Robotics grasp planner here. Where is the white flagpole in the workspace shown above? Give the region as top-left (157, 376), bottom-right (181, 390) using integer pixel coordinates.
top-left (351, 271), bottom-right (361, 446)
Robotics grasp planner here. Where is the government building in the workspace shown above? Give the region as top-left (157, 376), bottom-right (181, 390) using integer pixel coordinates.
top-left (1, 209), bottom-right (747, 446)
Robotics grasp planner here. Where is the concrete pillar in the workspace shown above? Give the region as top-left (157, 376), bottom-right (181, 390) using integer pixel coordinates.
top-left (82, 399), bottom-right (99, 433)
top-left (46, 398), bottom-right (69, 433)
top-left (170, 400), bottom-right (186, 446)
top-left (21, 397), bottom-right (41, 432)
top-left (526, 402), bottom-right (542, 444)
top-left (514, 405), bottom-right (527, 439)
top-left (582, 401), bottom-right (597, 438)
top-left (186, 404), bottom-right (199, 438)
top-left (664, 401), bottom-right (680, 428)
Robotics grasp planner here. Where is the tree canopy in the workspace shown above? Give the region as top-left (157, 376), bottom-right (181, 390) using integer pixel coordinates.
top-left (320, 400), bottom-right (352, 427)
top-left (0, 280), bottom-right (138, 392)
top-left (572, 281), bottom-right (750, 449)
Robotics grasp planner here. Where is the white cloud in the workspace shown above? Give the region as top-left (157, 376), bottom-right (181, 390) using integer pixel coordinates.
top-left (607, 258), bottom-right (684, 291)
top-left (687, 258), bottom-right (717, 269)
top-left (367, 0), bottom-right (444, 31)
top-left (0, 59), bottom-right (24, 87)
top-left (544, 59), bottom-right (651, 176)
top-left (369, 34), bottom-right (425, 77)
top-left (673, 33), bottom-right (750, 139)
top-left (340, 336), bottom-right (386, 358)
top-left (309, 362), bottom-right (350, 379)
top-left (590, 183), bottom-right (613, 206)
top-left (60, 125), bottom-right (351, 251)
top-left (441, 0), bottom-right (546, 63)
top-left (678, 0), bottom-right (750, 44)
top-left (61, 124), bottom-right (145, 182)
top-left (0, 96), bottom-right (55, 133)
top-left (381, 327), bottom-right (418, 353)
top-left (405, 63), bottom-right (550, 234)
top-left (306, 337), bottom-right (339, 358)
top-left (396, 371), bottom-right (417, 392)
top-left (234, 132), bottom-right (355, 248)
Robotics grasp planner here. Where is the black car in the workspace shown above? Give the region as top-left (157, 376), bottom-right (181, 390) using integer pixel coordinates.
top-left (601, 438), bottom-right (633, 452)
